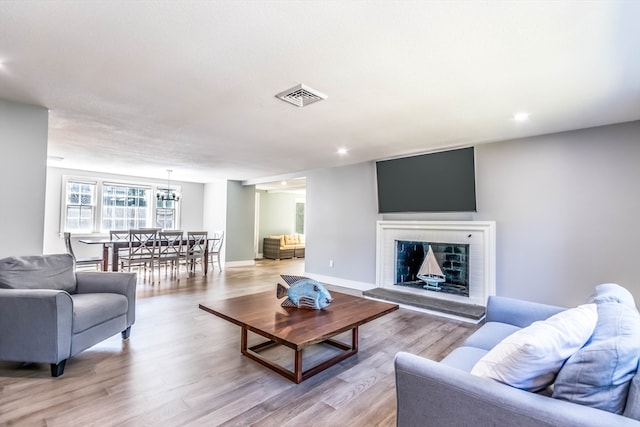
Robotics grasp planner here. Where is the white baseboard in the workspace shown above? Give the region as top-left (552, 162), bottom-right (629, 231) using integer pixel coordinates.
top-left (225, 260), bottom-right (256, 268)
top-left (303, 272), bottom-right (376, 292)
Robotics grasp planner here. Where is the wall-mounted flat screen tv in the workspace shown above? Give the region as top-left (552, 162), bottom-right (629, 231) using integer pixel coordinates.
top-left (376, 147), bottom-right (477, 213)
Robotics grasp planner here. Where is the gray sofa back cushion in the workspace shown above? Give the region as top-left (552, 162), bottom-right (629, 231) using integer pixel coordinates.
top-left (0, 254), bottom-right (77, 293)
top-left (552, 283), bottom-right (640, 415)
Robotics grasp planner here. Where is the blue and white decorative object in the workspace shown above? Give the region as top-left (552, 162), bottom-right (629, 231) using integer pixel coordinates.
top-left (277, 275), bottom-right (333, 310)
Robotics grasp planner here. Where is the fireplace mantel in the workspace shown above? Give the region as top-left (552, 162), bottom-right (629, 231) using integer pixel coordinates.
top-left (376, 220), bottom-right (496, 307)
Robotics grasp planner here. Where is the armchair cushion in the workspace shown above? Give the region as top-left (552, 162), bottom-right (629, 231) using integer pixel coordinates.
top-left (71, 293), bottom-right (128, 333)
top-left (0, 254), bottom-right (76, 293)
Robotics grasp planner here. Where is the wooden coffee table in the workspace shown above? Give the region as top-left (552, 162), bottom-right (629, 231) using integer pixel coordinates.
top-left (199, 290), bottom-right (399, 383)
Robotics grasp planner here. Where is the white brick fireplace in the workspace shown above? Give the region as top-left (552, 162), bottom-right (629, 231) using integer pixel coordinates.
top-left (376, 221), bottom-right (496, 307)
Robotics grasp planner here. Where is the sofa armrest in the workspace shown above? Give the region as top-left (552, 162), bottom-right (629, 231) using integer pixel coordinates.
top-left (263, 238), bottom-right (281, 259)
top-left (395, 352), bottom-right (640, 427)
top-left (0, 289), bottom-right (73, 364)
top-left (75, 272), bottom-right (137, 327)
top-left (486, 295), bottom-right (565, 328)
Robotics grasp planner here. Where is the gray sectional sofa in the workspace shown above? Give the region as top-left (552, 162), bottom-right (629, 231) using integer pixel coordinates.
top-left (395, 285), bottom-right (640, 426)
top-left (0, 254), bottom-right (136, 376)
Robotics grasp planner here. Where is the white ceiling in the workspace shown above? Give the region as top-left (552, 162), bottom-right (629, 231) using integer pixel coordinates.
top-left (1, 1), bottom-right (639, 184)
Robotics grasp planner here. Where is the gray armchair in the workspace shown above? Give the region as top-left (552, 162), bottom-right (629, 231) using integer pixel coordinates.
top-left (0, 254), bottom-right (136, 377)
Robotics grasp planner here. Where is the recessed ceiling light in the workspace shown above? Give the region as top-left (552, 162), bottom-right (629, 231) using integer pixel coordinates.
top-left (512, 112), bottom-right (530, 122)
top-left (337, 148), bottom-right (348, 155)
top-left (280, 181), bottom-right (287, 186)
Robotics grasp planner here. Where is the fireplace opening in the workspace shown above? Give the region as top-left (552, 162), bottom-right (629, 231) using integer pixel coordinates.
top-left (395, 240), bottom-right (470, 297)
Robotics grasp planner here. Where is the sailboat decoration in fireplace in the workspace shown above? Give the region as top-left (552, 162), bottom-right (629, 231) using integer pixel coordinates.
top-left (417, 245), bottom-right (446, 290)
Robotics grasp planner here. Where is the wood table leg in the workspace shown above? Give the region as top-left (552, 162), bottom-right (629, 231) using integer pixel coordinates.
top-left (203, 245), bottom-right (209, 275)
top-left (240, 327), bottom-right (360, 384)
top-left (111, 242), bottom-right (122, 272)
top-left (102, 244), bottom-right (109, 272)
top-left (241, 327), bottom-right (248, 354)
top-left (294, 349), bottom-right (303, 383)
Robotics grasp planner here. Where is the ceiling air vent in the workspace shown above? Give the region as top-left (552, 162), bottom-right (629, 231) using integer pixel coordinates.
top-left (275, 83), bottom-right (327, 107)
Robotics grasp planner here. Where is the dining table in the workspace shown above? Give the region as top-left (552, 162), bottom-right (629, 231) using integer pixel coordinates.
top-left (79, 238), bottom-right (210, 274)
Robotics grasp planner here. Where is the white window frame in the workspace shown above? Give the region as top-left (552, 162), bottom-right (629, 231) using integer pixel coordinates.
top-left (63, 179), bottom-right (98, 233)
top-left (60, 175), bottom-right (182, 235)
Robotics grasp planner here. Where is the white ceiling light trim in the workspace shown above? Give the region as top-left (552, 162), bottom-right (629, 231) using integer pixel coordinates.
top-left (275, 83), bottom-right (327, 107)
top-left (512, 112), bottom-right (531, 122)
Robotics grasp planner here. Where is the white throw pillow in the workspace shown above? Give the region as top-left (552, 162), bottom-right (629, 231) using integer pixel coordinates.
top-left (470, 303), bottom-right (598, 391)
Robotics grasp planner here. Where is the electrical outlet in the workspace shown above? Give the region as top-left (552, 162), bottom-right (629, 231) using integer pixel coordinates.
top-left (329, 259), bottom-right (334, 268)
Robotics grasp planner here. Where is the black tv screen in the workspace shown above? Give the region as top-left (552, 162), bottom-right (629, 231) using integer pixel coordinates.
top-left (376, 147), bottom-right (477, 213)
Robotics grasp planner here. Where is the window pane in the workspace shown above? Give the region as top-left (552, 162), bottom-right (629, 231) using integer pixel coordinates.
top-left (156, 208), bottom-right (175, 230)
top-left (296, 202), bottom-right (305, 234)
top-left (102, 184), bottom-right (151, 231)
top-left (65, 181), bottom-right (96, 232)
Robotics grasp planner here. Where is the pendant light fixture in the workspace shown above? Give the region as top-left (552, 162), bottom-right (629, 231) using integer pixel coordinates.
top-left (156, 169), bottom-right (181, 202)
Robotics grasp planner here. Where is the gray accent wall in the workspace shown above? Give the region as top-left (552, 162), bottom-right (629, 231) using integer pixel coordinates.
top-left (474, 121), bottom-right (640, 306)
top-left (0, 99), bottom-right (48, 258)
top-left (306, 161), bottom-right (379, 284)
top-left (225, 180), bottom-right (256, 263)
top-left (305, 121), bottom-right (640, 307)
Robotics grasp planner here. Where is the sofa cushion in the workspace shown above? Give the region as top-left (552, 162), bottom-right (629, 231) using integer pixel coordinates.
top-left (284, 234), bottom-right (299, 245)
top-left (462, 322), bottom-right (521, 351)
top-left (441, 346), bottom-right (489, 372)
top-left (624, 374), bottom-right (640, 420)
top-left (71, 293), bottom-right (128, 333)
top-left (470, 303), bottom-right (598, 392)
top-left (0, 254), bottom-right (77, 293)
top-left (553, 283), bottom-right (640, 415)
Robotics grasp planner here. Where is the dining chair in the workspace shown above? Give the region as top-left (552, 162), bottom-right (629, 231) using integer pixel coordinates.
top-left (184, 231), bottom-right (208, 276)
top-left (156, 230), bottom-right (183, 276)
top-left (207, 231), bottom-right (224, 272)
top-left (109, 230), bottom-right (130, 241)
top-left (120, 229), bottom-right (158, 282)
top-left (109, 229), bottom-right (131, 267)
top-left (63, 232), bottom-right (103, 270)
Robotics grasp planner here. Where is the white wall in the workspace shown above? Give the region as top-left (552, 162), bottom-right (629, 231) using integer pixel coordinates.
top-left (305, 121), bottom-right (640, 307)
top-left (43, 167), bottom-right (205, 258)
top-left (0, 99), bottom-right (48, 258)
top-left (203, 179), bottom-right (227, 264)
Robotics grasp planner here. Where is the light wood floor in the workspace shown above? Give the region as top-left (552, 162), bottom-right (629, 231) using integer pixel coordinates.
top-left (0, 259), bottom-right (479, 426)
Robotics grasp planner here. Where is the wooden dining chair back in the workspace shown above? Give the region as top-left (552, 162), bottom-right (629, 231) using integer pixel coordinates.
top-left (157, 230), bottom-right (183, 276)
top-left (63, 232), bottom-right (103, 270)
top-left (109, 230), bottom-right (130, 241)
top-left (120, 229), bottom-right (158, 282)
top-left (185, 231), bottom-right (208, 275)
top-left (208, 231), bottom-right (224, 272)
